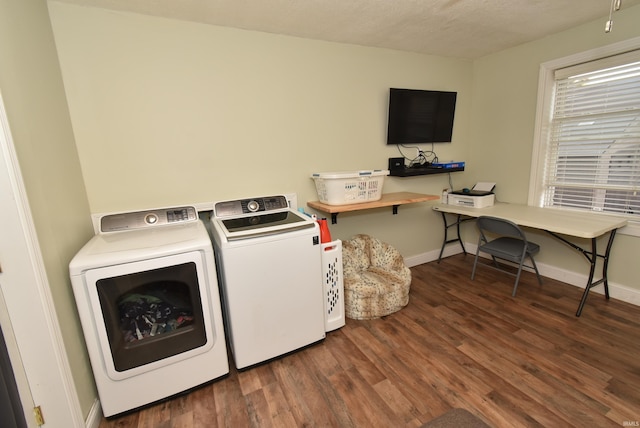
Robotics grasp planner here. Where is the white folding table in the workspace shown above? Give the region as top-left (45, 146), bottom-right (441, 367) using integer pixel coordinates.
top-left (433, 202), bottom-right (628, 316)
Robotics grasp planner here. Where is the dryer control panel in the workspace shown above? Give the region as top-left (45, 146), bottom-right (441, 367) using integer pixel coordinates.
top-left (100, 206), bottom-right (197, 232)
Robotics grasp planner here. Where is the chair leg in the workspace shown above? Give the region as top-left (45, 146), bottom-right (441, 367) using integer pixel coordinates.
top-left (471, 250), bottom-right (480, 280)
top-left (512, 262), bottom-right (524, 297)
top-left (513, 254), bottom-right (542, 296)
top-left (530, 255), bottom-right (543, 285)
top-left (485, 255), bottom-right (499, 268)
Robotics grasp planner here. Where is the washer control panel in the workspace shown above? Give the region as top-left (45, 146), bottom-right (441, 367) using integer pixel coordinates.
top-left (100, 206), bottom-right (197, 232)
top-left (214, 195), bottom-right (289, 218)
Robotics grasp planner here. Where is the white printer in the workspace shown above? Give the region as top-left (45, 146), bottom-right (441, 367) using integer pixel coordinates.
top-left (447, 182), bottom-right (495, 208)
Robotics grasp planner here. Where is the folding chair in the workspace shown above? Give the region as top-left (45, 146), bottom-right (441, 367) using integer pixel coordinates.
top-left (471, 216), bottom-right (542, 296)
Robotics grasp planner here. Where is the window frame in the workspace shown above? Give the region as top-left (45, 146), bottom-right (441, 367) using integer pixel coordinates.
top-left (529, 36), bottom-right (640, 237)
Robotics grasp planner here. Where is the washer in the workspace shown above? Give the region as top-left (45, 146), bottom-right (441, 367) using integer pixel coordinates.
top-left (210, 195), bottom-right (325, 369)
top-left (69, 206), bottom-right (228, 417)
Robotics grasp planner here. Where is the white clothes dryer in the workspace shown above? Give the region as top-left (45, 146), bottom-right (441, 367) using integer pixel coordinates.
top-left (69, 206), bottom-right (228, 417)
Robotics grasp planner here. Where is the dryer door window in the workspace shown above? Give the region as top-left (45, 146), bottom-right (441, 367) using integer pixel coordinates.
top-left (95, 261), bottom-right (207, 373)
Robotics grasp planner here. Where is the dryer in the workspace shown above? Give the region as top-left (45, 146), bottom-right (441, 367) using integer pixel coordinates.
top-left (69, 206), bottom-right (228, 417)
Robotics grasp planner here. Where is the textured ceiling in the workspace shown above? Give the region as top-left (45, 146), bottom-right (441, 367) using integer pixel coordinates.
top-left (49, 0), bottom-right (640, 59)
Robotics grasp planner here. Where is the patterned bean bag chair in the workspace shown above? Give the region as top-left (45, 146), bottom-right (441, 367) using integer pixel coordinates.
top-left (342, 234), bottom-right (412, 320)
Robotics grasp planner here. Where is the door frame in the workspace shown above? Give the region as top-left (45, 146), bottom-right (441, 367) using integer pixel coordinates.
top-left (0, 91), bottom-right (84, 426)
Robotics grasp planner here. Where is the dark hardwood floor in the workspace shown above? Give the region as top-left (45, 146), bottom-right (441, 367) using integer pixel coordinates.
top-left (99, 254), bottom-right (640, 427)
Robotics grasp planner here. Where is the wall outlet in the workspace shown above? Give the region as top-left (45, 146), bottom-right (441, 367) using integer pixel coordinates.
top-left (285, 193), bottom-right (298, 210)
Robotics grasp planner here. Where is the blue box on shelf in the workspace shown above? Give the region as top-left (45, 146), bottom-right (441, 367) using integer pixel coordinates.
top-left (431, 161), bottom-right (465, 169)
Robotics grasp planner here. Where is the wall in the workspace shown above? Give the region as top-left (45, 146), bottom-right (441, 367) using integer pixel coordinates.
top-left (0, 0), bottom-right (96, 419)
top-left (469, 4), bottom-right (640, 299)
top-left (47, 2), bottom-right (474, 258)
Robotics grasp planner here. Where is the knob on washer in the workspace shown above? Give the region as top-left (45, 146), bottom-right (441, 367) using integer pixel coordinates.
top-left (247, 200), bottom-right (260, 212)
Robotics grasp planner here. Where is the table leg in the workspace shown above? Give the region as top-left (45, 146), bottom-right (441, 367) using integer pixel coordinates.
top-left (546, 228), bottom-right (618, 317)
top-left (575, 229), bottom-right (616, 316)
top-left (438, 212), bottom-right (467, 263)
top-left (576, 238), bottom-right (598, 317)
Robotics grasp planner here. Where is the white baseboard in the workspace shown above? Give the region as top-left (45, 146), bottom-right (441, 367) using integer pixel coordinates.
top-left (85, 399), bottom-right (102, 428)
top-left (404, 243), bottom-right (640, 308)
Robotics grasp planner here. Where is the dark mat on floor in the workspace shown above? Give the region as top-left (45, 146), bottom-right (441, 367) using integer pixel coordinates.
top-left (421, 408), bottom-right (491, 428)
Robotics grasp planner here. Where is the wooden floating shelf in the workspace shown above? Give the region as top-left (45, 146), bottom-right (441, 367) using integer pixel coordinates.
top-left (307, 192), bottom-right (439, 224)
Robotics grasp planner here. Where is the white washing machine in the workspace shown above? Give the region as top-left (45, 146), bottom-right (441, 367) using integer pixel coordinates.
top-left (69, 206), bottom-right (228, 417)
top-left (210, 195), bottom-right (326, 369)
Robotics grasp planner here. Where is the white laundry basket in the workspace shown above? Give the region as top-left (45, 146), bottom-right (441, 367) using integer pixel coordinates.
top-left (311, 170), bottom-right (389, 206)
top-left (321, 240), bottom-right (345, 332)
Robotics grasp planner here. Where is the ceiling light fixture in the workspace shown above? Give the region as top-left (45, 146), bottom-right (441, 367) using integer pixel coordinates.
top-left (605, 0), bottom-right (622, 33)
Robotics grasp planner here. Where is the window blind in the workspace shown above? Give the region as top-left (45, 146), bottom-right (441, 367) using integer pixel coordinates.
top-left (543, 50), bottom-right (640, 217)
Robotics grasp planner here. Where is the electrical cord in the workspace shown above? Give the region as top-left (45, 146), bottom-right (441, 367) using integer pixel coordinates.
top-left (397, 143), bottom-right (439, 167)
top-left (395, 143), bottom-right (461, 196)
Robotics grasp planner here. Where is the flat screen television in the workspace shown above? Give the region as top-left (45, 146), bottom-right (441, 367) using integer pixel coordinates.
top-left (386, 88), bottom-right (457, 145)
